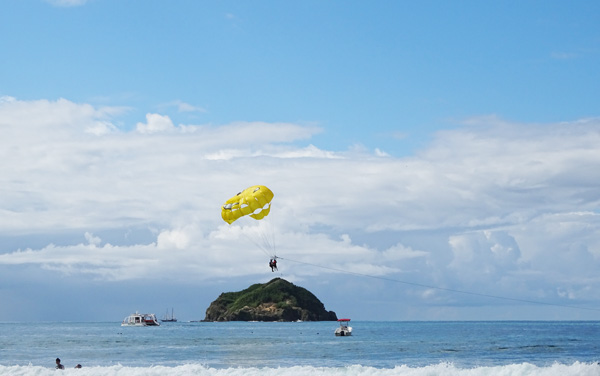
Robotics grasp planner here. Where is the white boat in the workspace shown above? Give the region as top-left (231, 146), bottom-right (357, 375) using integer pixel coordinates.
top-left (161, 308), bottom-right (177, 323)
top-left (334, 318), bottom-right (352, 336)
top-left (121, 312), bottom-right (160, 326)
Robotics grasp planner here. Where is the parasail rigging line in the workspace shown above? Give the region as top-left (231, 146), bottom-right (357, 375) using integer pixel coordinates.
top-left (277, 256), bottom-right (600, 313)
top-left (239, 223), bottom-right (277, 259)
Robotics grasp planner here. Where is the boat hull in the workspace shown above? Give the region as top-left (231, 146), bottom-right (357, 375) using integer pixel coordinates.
top-left (334, 328), bottom-right (352, 336)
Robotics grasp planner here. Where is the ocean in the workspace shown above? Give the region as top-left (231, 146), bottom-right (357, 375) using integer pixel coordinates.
top-left (1, 321), bottom-right (599, 375)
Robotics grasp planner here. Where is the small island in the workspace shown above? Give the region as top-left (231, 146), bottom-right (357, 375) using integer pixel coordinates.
top-left (204, 278), bottom-right (338, 322)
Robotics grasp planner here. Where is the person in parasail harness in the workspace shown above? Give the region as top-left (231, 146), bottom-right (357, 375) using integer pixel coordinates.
top-left (269, 258), bottom-right (278, 272)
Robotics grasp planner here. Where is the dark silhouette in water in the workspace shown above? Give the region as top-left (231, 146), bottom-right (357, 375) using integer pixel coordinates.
top-left (55, 358), bottom-right (64, 370)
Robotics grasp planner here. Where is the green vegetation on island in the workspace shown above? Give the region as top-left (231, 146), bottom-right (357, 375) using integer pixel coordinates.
top-left (204, 278), bottom-right (338, 322)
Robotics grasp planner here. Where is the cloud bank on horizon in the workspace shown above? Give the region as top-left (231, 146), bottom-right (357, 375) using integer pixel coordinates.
top-left (1, 96), bottom-right (599, 319)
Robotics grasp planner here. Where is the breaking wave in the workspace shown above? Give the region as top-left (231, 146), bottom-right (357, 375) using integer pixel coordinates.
top-left (1, 362), bottom-right (599, 376)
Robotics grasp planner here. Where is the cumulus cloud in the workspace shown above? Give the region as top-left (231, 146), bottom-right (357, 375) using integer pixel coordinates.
top-left (136, 113), bottom-right (176, 134)
top-left (448, 230), bottom-right (521, 287)
top-left (1, 97), bottom-right (600, 318)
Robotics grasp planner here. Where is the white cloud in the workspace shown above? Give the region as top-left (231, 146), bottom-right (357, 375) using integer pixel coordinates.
top-left (177, 100), bottom-right (206, 113)
top-left (158, 100), bottom-right (207, 114)
top-left (84, 232), bottom-right (102, 246)
top-left (448, 230), bottom-right (522, 287)
top-left (136, 113), bottom-right (176, 134)
top-left (157, 228), bottom-right (191, 250)
top-left (1, 97), bottom-right (600, 318)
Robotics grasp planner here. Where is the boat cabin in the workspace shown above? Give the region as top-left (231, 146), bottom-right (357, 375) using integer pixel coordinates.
top-left (121, 312), bottom-right (160, 326)
top-left (334, 318), bottom-right (352, 336)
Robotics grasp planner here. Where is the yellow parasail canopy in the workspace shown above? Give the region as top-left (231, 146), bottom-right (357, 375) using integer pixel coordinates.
top-left (221, 185), bottom-right (274, 224)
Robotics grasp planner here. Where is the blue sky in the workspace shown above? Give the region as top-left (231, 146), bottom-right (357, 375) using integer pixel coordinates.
top-left (0, 0), bottom-right (599, 322)
top-left (5, 0), bottom-right (599, 154)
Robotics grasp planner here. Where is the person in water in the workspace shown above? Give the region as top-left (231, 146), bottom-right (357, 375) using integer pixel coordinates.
top-left (55, 358), bottom-right (64, 370)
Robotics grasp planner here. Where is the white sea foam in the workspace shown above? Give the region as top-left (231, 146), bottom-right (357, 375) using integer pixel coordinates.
top-left (0, 363), bottom-right (598, 376)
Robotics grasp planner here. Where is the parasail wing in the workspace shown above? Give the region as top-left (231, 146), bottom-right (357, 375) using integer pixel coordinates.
top-left (221, 185), bottom-right (274, 224)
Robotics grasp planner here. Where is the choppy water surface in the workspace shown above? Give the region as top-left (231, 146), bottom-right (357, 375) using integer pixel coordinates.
top-left (1, 321), bottom-right (599, 375)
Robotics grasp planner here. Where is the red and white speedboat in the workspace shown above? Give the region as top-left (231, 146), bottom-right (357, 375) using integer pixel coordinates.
top-left (334, 318), bottom-right (352, 336)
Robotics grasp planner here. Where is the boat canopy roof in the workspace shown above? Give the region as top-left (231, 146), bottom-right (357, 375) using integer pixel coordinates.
top-left (338, 318), bottom-right (351, 322)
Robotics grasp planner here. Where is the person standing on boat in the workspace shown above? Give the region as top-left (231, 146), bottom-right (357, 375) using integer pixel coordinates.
top-left (55, 358), bottom-right (64, 370)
